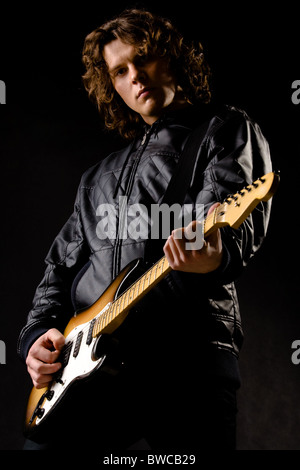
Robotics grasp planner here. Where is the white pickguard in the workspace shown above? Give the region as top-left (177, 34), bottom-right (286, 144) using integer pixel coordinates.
top-left (34, 304), bottom-right (111, 427)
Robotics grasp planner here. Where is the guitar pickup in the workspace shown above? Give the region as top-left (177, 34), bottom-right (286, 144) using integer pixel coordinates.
top-left (44, 390), bottom-right (54, 401)
top-left (73, 331), bottom-right (83, 358)
top-left (60, 342), bottom-right (72, 368)
top-left (86, 318), bottom-right (96, 345)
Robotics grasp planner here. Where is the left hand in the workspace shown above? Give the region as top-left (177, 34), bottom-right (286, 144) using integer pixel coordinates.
top-left (163, 203), bottom-right (223, 274)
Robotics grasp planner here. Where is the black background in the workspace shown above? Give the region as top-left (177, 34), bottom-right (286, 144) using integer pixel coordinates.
top-left (0, 0), bottom-right (299, 453)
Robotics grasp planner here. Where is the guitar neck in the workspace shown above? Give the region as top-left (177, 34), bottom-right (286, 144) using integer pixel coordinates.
top-left (92, 207), bottom-right (218, 338)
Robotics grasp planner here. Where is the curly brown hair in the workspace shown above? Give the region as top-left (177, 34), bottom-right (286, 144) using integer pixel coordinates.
top-left (82, 9), bottom-right (211, 140)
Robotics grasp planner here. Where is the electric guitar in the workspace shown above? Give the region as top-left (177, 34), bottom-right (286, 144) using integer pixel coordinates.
top-left (24, 171), bottom-right (280, 438)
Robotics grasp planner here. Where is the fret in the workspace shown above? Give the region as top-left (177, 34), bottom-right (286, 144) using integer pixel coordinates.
top-left (94, 320), bottom-right (98, 337)
top-left (149, 268), bottom-right (153, 286)
top-left (122, 289), bottom-right (129, 310)
top-left (111, 301), bottom-right (117, 321)
top-left (107, 304), bottom-right (113, 324)
top-left (158, 258), bottom-right (164, 276)
top-left (135, 282), bottom-right (139, 298)
top-left (98, 317), bottom-right (103, 334)
top-left (119, 291), bottom-right (126, 313)
top-left (147, 268), bottom-right (153, 286)
top-left (126, 287), bottom-right (131, 307)
top-left (154, 262), bottom-right (159, 279)
top-left (105, 308), bottom-right (110, 324)
top-left (141, 271), bottom-right (147, 292)
top-left (101, 307), bottom-right (109, 329)
top-left (94, 318), bottom-right (100, 337)
top-left (144, 271), bottom-right (149, 287)
top-left (105, 309), bottom-right (110, 326)
top-left (99, 317), bottom-right (104, 333)
top-left (124, 290), bottom-right (129, 310)
top-left (101, 312), bottom-right (107, 329)
top-left (135, 278), bottom-right (141, 299)
top-left (131, 284), bottom-right (136, 302)
top-left (127, 287), bottom-right (133, 303)
top-left (116, 297), bottom-right (121, 315)
top-left (162, 256), bottom-right (168, 274)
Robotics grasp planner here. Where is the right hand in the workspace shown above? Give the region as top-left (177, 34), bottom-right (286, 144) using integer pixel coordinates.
top-left (26, 328), bottom-right (65, 389)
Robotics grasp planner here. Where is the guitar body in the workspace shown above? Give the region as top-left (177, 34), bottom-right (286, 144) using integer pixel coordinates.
top-left (24, 258), bottom-right (142, 438)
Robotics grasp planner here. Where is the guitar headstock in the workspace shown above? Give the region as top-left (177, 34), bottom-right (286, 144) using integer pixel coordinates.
top-left (212, 171), bottom-right (280, 231)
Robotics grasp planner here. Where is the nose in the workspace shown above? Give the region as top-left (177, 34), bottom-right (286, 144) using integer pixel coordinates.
top-left (130, 64), bottom-right (146, 84)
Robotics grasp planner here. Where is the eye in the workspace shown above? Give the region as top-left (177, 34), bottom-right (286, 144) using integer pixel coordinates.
top-left (115, 67), bottom-right (127, 77)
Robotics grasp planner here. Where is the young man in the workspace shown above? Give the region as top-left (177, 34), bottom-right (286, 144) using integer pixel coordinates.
top-left (18, 9), bottom-right (272, 450)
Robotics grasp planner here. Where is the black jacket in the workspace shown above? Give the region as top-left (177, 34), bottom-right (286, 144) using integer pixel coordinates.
top-left (17, 104), bottom-right (272, 383)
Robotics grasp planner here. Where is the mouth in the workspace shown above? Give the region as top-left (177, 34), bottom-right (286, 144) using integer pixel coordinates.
top-left (137, 87), bottom-right (153, 99)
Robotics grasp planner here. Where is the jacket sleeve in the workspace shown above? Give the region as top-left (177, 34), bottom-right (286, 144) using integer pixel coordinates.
top-left (195, 106), bottom-right (273, 284)
top-left (17, 183), bottom-right (91, 362)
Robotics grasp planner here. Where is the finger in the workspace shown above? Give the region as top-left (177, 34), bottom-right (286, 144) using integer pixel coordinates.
top-left (164, 233), bottom-right (186, 269)
top-left (34, 347), bottom-right (61, 364)
top-left (164, 235), bottom-right (181, 268)
top-left (172, 228), bottom-right (188, 255)
top-left (31, 375), bottom-right (53, 389)
top-left (184, 220), bottom-right (205, 251)
top-left (28, 366), bottom-right (57, 389)
top-left (27, 359), bottom-right (62, 388)
top-left (205, 202), bottom-right (222, 247)
top-left (28, 342), bottom-right (61, 365)
top-left (207, 202), bottom-right (221, 216)
top-left (43, 328), bottom-right (65, 352)
top-left (205, 224), bottom-right (222, 251)
top-left (27, 357), bottom-right (62, 375)
top-left (163, 236), bottom-right (176, 266)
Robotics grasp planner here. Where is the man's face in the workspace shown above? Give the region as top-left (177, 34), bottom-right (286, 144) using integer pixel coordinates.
top-left (103, 38), bottom-right (179, 125)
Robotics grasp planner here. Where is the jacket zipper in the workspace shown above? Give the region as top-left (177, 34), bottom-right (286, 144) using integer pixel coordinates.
top-left (112, 127), bottom-right (152, 278)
